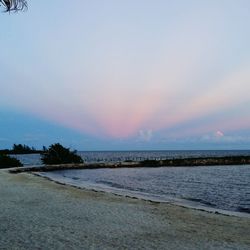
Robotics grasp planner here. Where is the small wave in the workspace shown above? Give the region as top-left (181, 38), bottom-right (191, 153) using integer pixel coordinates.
top-left (97, 180), bottom-right (131, 190)
top-left (237, 207), bottom-right (250, 213)
top-left (183, 197), bottom-right (215, 207)
top-left (72, 177), bottom-right (80, 180)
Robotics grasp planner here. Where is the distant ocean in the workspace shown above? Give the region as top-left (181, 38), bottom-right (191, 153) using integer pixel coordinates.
top-left (13, 149), bottom-right (250, 166)
top-left (14, 150), bottom-right (250, 215)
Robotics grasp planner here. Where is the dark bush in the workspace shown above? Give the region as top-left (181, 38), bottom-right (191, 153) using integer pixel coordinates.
top-left (41, 143), bottom-right (83, 165)
top-left (0, 154), bottom-right (23, 168)
top-left (0, 144), bottom-right (42, 155)
top-left (12, 144), bottom-right (39, 154)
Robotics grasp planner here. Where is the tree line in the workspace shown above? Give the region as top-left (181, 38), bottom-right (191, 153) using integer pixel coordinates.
top-left (0, 144), bottom-right (44, 155)
top-left (0, 143), bottom-right (83, 168)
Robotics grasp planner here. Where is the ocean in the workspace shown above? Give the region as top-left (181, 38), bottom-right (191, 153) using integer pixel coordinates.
top-left (13, 150), bottom-right (250, 215)
top-left (13, 149), bottom-right (250, 165)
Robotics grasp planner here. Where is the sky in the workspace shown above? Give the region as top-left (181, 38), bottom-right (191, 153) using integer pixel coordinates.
top-left (0, 0), bottom-right (250, 150)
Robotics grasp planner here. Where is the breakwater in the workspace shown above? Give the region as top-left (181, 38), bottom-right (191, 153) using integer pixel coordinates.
top-left (141, 155), bottom-right (250, 167)
top-left (8, 155), bottom-right (250, 173)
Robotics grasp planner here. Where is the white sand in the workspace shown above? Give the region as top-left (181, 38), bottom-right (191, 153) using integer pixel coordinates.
top-left (0, 170), bottom-right (249, 250)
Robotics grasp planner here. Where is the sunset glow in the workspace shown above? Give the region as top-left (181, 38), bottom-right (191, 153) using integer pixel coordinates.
top-left (1, 0), bottom-right (250, 149)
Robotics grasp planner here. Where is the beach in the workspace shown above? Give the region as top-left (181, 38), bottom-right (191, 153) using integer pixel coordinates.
top-left (0, 170), bottom-right (249, 250)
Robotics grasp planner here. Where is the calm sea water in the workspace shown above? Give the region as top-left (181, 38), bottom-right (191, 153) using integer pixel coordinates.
top-left (40, 165), bottom-right (250, 215)
top-left (13, 151), bottom-right (250, 215)
top-left (13, 150), bottom-right (250, 165)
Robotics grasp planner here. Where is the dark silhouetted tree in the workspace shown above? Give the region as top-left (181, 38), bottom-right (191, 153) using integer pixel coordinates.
top-left (41, 143), bottom-right (83, 165)
top-left (12, 144), bottom-right (36, 154)
top-left (0, 0), bottom-right (27, 12)
top-left (0, 154), bottom-right (23, 168)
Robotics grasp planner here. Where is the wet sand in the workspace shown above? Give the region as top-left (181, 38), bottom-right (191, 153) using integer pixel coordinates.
top-left (0, 170), bottom-right (249, 249)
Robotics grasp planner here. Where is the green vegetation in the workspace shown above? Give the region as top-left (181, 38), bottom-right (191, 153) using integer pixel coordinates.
top-left (12, 144), bottom-right (36, 154)
top-left (0, 144), bottom-right (42, 155)
top-left (0, 154), bottom-right (23, 168)
top-left (41, 143), bottom-right (83, 165)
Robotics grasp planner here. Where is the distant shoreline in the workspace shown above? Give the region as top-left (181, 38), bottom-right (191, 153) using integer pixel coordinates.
top-left (0, 150), bottom-right (43, 155)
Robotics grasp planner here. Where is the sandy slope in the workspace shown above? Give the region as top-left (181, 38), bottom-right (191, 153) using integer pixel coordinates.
top-left (0, 170), bottom-right (249, 250)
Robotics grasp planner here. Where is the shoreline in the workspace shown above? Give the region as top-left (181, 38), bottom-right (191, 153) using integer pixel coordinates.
top-left (1, 169), bottom-right (250, 249)
top-left (36, 172), bottom-right (250, 219)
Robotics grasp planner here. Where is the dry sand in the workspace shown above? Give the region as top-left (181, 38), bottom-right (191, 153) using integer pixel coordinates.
top-left (0, 170), bottom-right (249, 250)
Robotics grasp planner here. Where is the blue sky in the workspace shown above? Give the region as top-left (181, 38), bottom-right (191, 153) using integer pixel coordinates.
top-left (0, 1), bottom-right (250, 150)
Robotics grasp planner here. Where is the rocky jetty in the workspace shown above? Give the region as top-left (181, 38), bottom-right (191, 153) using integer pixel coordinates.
top-left (8, 155), bottom-right (250, 174)
top-left (141, 155), bottom-right (250, 167)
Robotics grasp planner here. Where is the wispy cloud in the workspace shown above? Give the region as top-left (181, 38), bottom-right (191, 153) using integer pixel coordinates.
top-left (201, 132), bottom-right (250, 143)
top-left (137, 130), bottom-right (153, 142)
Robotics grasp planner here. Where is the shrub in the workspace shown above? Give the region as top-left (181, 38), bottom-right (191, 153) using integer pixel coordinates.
top-left (41, 143), bottom-right (83, 165)
top-left (12, 144), bottom-right (38, 154)
top-left (0, 154), bottom-right (23, 168)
